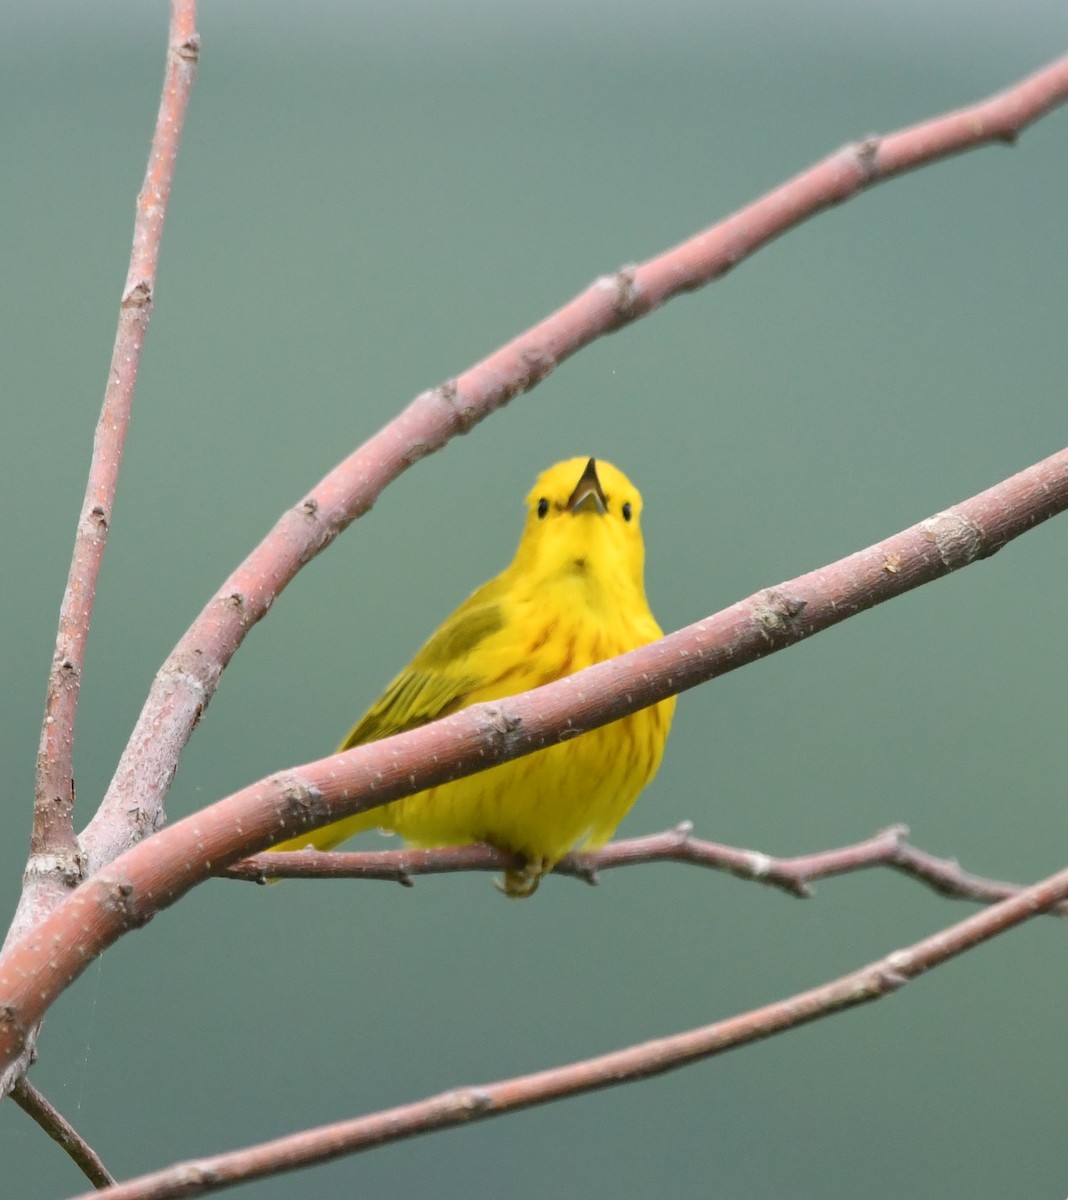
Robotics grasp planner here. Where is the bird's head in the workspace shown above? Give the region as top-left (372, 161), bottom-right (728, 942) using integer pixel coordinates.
top-left (512, 456), bottom-right (647, 598)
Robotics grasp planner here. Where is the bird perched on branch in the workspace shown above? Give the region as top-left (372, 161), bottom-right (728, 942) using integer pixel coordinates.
top-left (270, 456), bottom-right (675, 896)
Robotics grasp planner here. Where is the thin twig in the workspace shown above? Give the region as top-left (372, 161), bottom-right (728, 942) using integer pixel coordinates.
top-left (3, 445), bottom-right (1068, 1089)
top-left (16, 0), bottom-right (200, 936)
top-left (72, 858), bottom-right (1068, 1200)
top-left (0, 0), bottom-right (200, 1097)
top-left (230, 823), bottom-right (1068, 913)
top-left (780, 824), bottom-right (1064, 910)
top-left (11, 1077), bottom-right (115, 1189)
top-left (80, 53), bottom-right (1068, 876)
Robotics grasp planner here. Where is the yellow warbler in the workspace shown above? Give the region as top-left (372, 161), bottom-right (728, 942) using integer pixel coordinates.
top-left (271, 456), bottom-right (674, 895)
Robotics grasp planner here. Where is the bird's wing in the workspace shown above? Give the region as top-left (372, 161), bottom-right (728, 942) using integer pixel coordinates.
top-left (339, 590), bottom-right (506, 749)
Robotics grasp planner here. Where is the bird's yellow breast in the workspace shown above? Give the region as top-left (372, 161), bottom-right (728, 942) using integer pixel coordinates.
top-left (385, 591), bottom-right (674, 865)
top-left (270, 456), bottom-right (675, 894)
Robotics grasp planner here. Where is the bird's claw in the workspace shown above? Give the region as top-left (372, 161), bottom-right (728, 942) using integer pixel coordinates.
top-left (495, 858), bottom-right (548, 898)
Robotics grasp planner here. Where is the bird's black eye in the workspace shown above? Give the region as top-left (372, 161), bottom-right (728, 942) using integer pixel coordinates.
top-left (537, 498), bottom-right (549, 519)
top-left (621, 501), bottom-right (633, 522)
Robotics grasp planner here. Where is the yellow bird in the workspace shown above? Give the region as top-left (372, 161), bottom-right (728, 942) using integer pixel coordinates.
top-left (271, 456), bottom-right (675, 895)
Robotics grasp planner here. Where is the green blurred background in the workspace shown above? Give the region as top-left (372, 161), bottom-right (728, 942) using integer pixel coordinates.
top-left (2, 2), bottom-right (1068, 1197)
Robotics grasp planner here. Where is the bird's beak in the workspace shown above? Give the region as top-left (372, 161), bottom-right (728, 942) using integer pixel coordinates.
top-left (566, 457), bottom-right (607, 516)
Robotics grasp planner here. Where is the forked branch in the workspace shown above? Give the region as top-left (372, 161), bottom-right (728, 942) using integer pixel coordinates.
top-left (1, 0), bottom-right (201, 1106)
top-left (7, 34), bottom-right (1068, 1175)
top-left (79, 52), bottom-right (1068, 875)
top-left (231, 822), bottom-right (1067, 913)
top-left (70, 857), bottom-right (1068, 1200)
top-left (16, 0), bottom-right (200, 942)
top-left (2, 446), bottom-right (1067, 1086)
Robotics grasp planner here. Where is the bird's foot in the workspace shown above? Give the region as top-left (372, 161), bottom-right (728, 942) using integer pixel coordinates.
top-left (495, 858), bottom-right (548, 898)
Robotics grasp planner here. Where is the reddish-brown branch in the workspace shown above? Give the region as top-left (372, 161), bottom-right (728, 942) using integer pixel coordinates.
top-left (73, 858), bottom-right (1068, 1200)
top-left (11, 1077), bottom-right (115, 1189)
top-left (1, 0), bottom-right (200, 1102)
top-left (3, 447), bottom-right (1068, 1088)
top-left (20, 0), bottom-right (200, 933)
top-left (230, 823), bottom-right (1067, 913)
top-left (79, 53), bottom-right (1068, 874)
